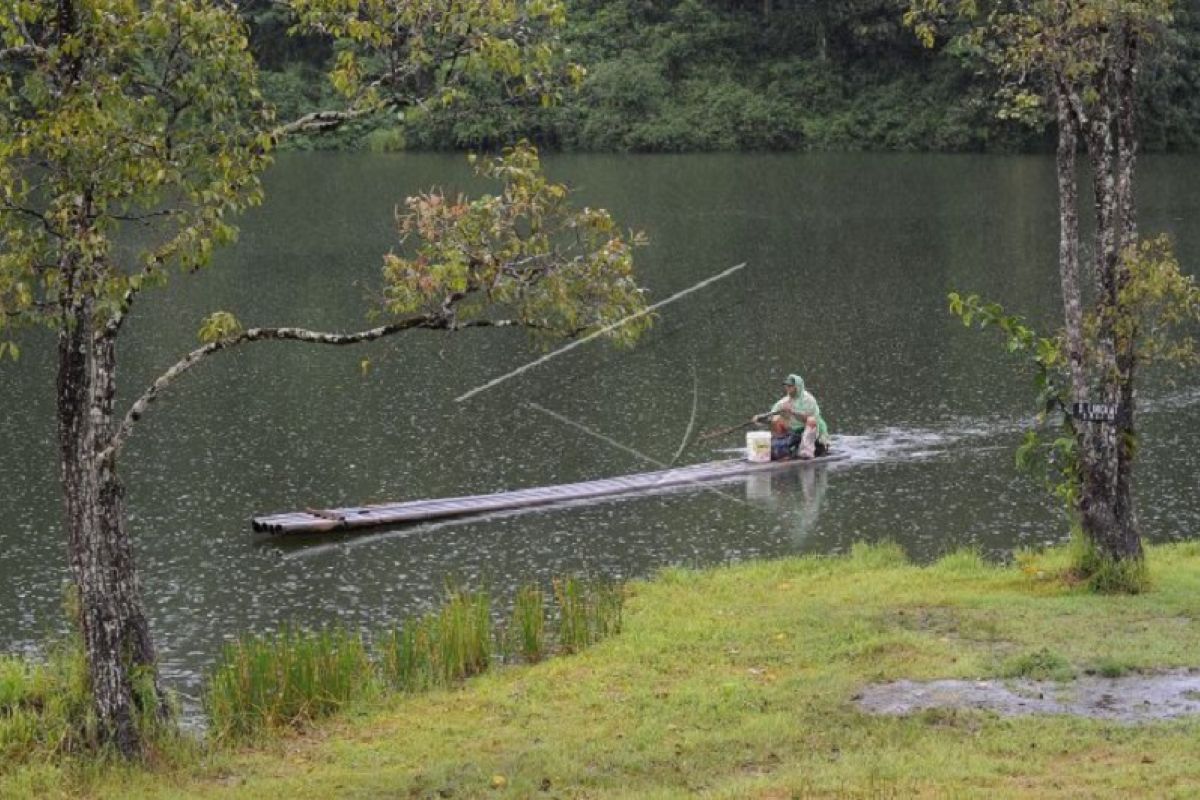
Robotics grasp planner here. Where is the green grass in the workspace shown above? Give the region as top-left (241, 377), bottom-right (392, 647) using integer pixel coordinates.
top-left (1068, 527), bottom-right (1152, 594)
top-left (204, 626), bottom-right (375, 742)
top-left (1000, 647), bottom-right (1077, 682)
top-left (553, 576), bottom-right (624, 654)
top-left (507, 584), bottom-right (547, 663)
top-left (1091, 656), bottom-right (1137, 678)
top-left (5, 542), bottom-right (1200, 797)
top-left (0, 632), bottom-right (175, 766)
top-left (378, 588), bottom-right (492, 693)
top-left (207, 581), bottom-right (619, 742)
top-left (0, 640), bottom-right (95, 761)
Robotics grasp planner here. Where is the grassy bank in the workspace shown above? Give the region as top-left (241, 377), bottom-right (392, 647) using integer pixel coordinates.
top-left (6, 541), bottom-right (1200, 798)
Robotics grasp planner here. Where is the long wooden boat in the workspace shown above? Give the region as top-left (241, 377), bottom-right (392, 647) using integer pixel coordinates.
top-left (252, 452), bottom-right (849, 535)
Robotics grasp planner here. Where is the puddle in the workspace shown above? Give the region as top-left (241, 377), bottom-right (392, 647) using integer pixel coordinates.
top-left (856, 670), bottom-right (1200, 723)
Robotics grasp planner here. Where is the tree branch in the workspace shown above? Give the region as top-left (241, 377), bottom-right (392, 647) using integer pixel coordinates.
top-left (108, 210), bottom-right (178, 224)
top-left (0, 44), bottom-right (44, 61)
top-left (451, 318), bottom-right (524, 330)
top-left (0, 203), bottom-right (63, 239)
top-left (103, 314), bottom-right (441, 459)
top-left (271, 107), bottom-right (376, 140)
top-left (99, 259), bottom-right (164, 340)
top-left (101, 311), bottom-right (548, 461)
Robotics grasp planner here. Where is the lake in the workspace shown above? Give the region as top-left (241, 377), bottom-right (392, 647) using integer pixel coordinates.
top-left (1, 152), bottom-right (1197, 705)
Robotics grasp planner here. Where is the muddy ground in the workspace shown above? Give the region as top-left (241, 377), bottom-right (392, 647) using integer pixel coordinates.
top-left (856, 670), bottom-right (1200, 723)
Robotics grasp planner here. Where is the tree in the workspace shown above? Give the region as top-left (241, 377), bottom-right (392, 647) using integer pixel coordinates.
top-left (278, 0), bottom-right (582, 140)
top-left (0, 0), bottom-right (644, 756)
top-left (908, 0), bottom-right (1200, 588)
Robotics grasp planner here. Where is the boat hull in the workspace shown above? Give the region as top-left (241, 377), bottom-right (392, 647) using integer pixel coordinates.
top-left (252, 452), bottom-right (849, 535)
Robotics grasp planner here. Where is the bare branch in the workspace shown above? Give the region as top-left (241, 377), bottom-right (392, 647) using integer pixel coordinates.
top-left (103, 313), bottom-right (436, 459)
top-left (101, 309), bottom-right (559, 460)
top-left (271, 107), bottom-right (376, 140)
top-left (107, 210), bottom-right (178, 224)
top-left (451, 318), bottom-right (523, 330)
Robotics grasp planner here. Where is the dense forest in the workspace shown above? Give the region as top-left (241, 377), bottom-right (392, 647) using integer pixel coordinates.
top-left (212, 2), bottom-right (1200, 151)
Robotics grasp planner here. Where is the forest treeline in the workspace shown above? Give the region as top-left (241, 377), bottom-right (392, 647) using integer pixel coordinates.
top-left (251, 0), bottom-right (1200, 152)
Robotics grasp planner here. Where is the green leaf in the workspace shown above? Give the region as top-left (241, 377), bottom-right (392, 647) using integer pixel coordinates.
top-left (198, 311), bottom-right (243, 344)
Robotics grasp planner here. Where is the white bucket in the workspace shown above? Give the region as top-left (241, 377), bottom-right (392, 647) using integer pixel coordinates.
top-left (746, 431), bottom-right (772, 463)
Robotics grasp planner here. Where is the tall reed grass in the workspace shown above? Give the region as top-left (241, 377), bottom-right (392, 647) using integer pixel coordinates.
top-left (204, 626), bottom-right (373, 742)
top-left (204, 577), bottom-right (623, 742)
top-left (554, 577), bottom-right (624, 654)
top-left (378, 588), bottom-right (492, 691)
top-left (509, 584), bottom-right (547, 663)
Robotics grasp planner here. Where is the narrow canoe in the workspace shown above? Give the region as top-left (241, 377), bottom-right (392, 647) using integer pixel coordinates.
top-left (251, 452), bottom-right (849, 535)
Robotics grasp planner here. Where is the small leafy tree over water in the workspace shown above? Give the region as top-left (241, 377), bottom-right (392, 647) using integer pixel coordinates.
top-left (908, 1), bottom-right (1200, 589)
top-left (0, 0), bottom-right (644, 756)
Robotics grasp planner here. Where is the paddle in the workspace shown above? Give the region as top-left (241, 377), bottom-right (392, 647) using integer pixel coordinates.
top-left (696, 411), bottom-right (777, 443)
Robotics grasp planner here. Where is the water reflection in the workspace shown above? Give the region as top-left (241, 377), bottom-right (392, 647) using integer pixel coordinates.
top-left (744, 466), bottom-right (829, 547)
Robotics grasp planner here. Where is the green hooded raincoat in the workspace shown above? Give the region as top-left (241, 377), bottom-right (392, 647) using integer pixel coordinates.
top-left (771, 373), bottom-right (830, 446)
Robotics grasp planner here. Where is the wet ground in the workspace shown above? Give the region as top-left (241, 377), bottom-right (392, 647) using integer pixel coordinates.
top-left (856, 671), bottom-right (1200, 723)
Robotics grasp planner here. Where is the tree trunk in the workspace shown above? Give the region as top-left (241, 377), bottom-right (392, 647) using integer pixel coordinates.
top-left (1054, 85), bottom-right (1087, 403)
top-left (1074, 54), bottom-right (1143, 566)
top-left (57, 299), bottom-right (163, 756)
top-left (1111, 26), bottom-right (1142, 562)
top-left (1115, 24), bottom-right (1139, 254)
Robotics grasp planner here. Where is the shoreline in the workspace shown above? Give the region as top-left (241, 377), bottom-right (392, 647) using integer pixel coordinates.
top-left (4, 540), bottom-right (1200, 797)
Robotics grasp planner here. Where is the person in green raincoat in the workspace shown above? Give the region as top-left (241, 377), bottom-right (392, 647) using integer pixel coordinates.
top-left (752, 373), bottom-right (830, 459)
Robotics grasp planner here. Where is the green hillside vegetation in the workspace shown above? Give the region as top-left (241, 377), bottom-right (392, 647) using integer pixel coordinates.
top-left (243, 0), bottom-right (1200, 152)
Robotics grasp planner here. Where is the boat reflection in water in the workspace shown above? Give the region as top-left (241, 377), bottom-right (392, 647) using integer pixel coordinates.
top-left (744, 463), bottom-right (829, 546)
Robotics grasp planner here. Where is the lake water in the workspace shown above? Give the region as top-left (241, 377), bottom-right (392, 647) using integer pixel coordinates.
top-left (1, 153), bottom-right (1198, 705)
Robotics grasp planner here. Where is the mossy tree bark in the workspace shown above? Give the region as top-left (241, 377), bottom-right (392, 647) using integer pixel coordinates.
top-left (56, 297), bottom-right (163, 756)
top-left (1055, 22), bottom-right (1145, 564)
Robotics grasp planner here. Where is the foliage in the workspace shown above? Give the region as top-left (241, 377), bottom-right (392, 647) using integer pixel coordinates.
top-left (198, 311), bottom-right (244, 344)
top-left (207, 578), bottom-right (623, 743)
top-left (382, 141), bottom-right (649, 344)
top-left (1091, 656), bottom-right (1135, 677)
top-left (2, 0), bottom-right (654, 758)
top-left (0, 2), bottom-right (273, 753)
top-left (932, 545), bottom-right (988, 575)
top-left (280, 0), bottom-right (582, 139)
top-left (393, 0), bottom-right (1026, 152)
top-left (0, 0), bottom-right (271, 347)
top-left (243, 0), bottom-right (1200, 152)
top-left (377, 588), bottom-right (492, 692)
top-left (924, 1), bottom-right (1193, 573)
top-left (1114, 235), bottom-right (1200, 368)
top-left (906, 0), bottom-right (1176, 141)
top-left (0, 639), bottom-right (95, 761)
top-left (847, 539), bottom-right (910, 568)
top-left (948, 291), bottom-right (1081, 502)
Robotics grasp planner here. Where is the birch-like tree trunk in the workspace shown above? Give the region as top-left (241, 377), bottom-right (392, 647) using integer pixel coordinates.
top-left (1054, 84), bottom-right (1086, 403)
top-left (1067, 28), bottom-right (1144, 564)
top-left (56, 296), bottom-right (162, 756)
